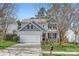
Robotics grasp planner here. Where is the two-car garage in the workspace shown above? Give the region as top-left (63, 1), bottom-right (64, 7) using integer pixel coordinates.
top-left (19, 31), bottom-right (42, 43)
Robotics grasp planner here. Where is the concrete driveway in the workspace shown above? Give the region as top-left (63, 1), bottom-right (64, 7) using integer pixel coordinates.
top-left (0, 43), bottom-right (42, 56)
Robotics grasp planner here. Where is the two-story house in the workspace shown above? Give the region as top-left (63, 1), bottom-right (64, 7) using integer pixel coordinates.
top-left (18, 18), bottom-right (59, 44)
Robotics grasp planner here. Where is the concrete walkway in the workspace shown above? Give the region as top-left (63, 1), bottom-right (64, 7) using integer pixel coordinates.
top-left (43, 51), bottom-right (79, 54)
top-left (0, 43), bottom-right (42, 56)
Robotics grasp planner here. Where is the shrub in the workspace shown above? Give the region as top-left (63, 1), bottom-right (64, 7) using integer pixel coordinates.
top-left (13, 36), bottom-right (19, 42)
top-left (6, 34), bottom-right (19, 42)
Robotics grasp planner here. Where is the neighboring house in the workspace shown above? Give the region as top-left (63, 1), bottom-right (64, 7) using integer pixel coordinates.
top-left (18, 18), bottom-right (59, 43)
top-left (75, 29), bottom-right (79, 43)
top-left (65, 29), bottom-right (75, 42)
top-left (76, 33), bottom-right (79, 43)
top-left (6, 22), bottom-right (17, 34)
top-left (0, 17), bottom-right (18, 34)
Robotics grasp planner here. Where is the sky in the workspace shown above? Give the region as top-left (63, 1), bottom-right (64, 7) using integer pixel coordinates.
top-left (16, 3), bottom-right (51, 20)
top-left (16, 3), bottom-right (79, 20)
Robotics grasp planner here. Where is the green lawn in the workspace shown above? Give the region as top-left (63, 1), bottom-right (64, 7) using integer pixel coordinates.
top-left (41, 43), bottom-right (79, 52)
top-left (0, 41), bottom-right (16, 49)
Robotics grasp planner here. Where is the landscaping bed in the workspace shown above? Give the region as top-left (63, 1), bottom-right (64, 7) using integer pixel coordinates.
top-left (0, 41), bottom-right (16, 49)
top-left (41, 43), bottom-right (79, 52)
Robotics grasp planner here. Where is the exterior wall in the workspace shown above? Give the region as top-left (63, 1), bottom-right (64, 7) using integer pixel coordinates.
top-left (19, 31), bottom-right (42, 35)
top-left (21, 22), bottom-right (28, 28)
top-left (20, 23), bottom-right (41, 31)
top-left (38, 23), bottom-right (48, 30)
top-left (6, 23), bottom-right (18, 34)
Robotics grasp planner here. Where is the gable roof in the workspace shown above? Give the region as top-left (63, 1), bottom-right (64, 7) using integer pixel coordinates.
top-left (21, 19), bottom-right (48, 24)
top-left (47, 17), bottom-right (57, 22)
top-left (32, 21), bottom-right (46, 31)
top-left (19, 21), bottom-right (46, 31)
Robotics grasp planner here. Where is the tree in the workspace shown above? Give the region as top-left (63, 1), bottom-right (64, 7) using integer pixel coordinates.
top-left (0, 3), bottom-right (16, 40)
top-left (30, 17), bottom-right (35, 19)
top-left (47, 3), bottom-right (79, 45)
top-left (16, 20), bottom-right (21, 29)
top-left (35, 7), bottom-right (47, 19)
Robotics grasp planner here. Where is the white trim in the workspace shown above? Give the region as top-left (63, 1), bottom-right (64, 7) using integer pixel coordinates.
top-left (19, 22), bottom-right (30, 31)
top-left (31, 22), bottom-right (45, 31)
top-left (19, 22), bottom-right (44, 31)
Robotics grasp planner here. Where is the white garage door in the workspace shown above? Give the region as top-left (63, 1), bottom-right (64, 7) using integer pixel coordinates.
top-left (20, 35), bottom-right (41, 43)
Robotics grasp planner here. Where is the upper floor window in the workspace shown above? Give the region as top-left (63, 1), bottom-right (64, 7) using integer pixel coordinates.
top-left (48, 24), bottom-right (52, 29)
top-left (31, 24), bottom-right (33, 29)
top-left (53, 24), bottom-right (57, 29)
top-left (27, 24), bottom-right (33, 29)
top-left (48, 23), bottom-right (57, 30)
top-left (27, 24), bottom-right (29, 29)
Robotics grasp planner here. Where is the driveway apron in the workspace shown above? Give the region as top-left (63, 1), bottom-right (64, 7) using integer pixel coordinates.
top-left (0, 43), bottom-right (42, 56)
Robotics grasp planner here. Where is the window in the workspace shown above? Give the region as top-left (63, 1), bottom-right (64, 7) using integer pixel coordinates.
top-left (53, 33), bottom-right (57, 39)
top-left (48, 33), bottom-right (57, 39)
top-left (48, 33), bottom-right (51, 39)
top-left (48, 24), bottom-right (52, 29)
top-left (31, 24), bottom-right (33, 29)
top-left (27, 24), bottom-right (34, 29)
top-left (53, 24), bottom-right (57, 29)
top-left (27, 24), bottom-right (29, 29)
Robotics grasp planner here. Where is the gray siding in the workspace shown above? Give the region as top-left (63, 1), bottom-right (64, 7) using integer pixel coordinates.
top-left (20, 23), bottom-right (40, 31)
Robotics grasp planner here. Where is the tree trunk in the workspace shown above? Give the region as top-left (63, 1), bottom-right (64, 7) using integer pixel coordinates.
top-left (2, 29), bottom-right (7, 40)
top-left (59, 31), bottom-right (65, 45)
top-left (59, 31), bottom-right (62, 45)
top-left (74, 34), bottom-right (77, 44)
